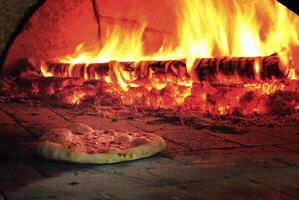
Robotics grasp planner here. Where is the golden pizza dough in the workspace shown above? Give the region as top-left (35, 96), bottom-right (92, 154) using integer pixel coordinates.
top-left (37, 123), bottom-right (166, 164)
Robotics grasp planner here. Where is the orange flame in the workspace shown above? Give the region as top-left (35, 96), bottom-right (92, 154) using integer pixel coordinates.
top-left (42, 0), bottom-right (299, 77)
top-left (40, 0), bottom-right (299, 111)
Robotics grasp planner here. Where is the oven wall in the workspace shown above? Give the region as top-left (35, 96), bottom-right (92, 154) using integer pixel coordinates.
top-left (0, 0), bottom-right (42, 72)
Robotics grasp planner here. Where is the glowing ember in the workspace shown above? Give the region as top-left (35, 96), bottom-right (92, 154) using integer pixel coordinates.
top-left (39, 0), bottom-right (299, 115)
top-left (70, 91), bottom-right (87, 105)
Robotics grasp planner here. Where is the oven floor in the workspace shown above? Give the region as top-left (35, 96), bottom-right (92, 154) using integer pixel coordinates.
top-left (0, 103), bottom-right (298, 200)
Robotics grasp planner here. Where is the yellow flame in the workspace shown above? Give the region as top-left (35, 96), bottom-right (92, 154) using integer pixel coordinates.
top-left (40, 0), bottom-right (299, 102)
top-left (71, 92), bottom-right (86, 105)
top-left (244, 82), bottom-right (285, 94)
top-left (288, 69), bottom-right (297, 80)
top-left (40, 63), bottom-right (53, 77)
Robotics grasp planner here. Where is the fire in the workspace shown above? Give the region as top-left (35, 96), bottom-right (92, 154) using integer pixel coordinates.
top-left (40, 0), bottom-right (299, 114)
top-left (71, 91), bottom-right (86, 105)
top-left (44, 0), bottom-right (299, 65)
top-left (244, 82), bottom-right (285, 95)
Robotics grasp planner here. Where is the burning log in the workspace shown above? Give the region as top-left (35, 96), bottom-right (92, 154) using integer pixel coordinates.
top-left (194, 54), bottom-right (285, 82)
top-left (43, 54), bottom-right (287, 84)
top-left (43, 62), bottom-right (110, 79)
top-left (44, 60), bottom-right (188, 80)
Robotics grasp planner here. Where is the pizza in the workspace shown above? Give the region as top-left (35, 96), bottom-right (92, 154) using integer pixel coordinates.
top-left (37, 123), bottom-right (166, 164)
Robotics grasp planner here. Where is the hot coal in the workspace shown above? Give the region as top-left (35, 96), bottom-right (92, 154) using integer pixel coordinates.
top-left (1, 76), bottom-right (298, 116)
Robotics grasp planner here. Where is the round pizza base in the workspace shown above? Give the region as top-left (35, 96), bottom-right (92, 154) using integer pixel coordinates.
top-left (37, 130), bottom-right (166, 164)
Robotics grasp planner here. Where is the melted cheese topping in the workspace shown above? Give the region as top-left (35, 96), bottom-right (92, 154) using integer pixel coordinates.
top-left (41, 128), bottom-right (155, 154)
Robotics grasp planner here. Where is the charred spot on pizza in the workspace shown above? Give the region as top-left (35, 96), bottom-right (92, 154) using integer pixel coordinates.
top-left (87, 149), bottom-right (96, 154)
top-left (103, 129), bottom-right (114, 134)
top-left (74, 132), bottom-right (85, 135)
top-left (110, 141), bottom-right (121, 145)
top-left (130, 137), bottom-right (150, 147)
top-left (116, 135), bottom-right (131, 143)
top-left (117, 152), bottom-right (127, 157)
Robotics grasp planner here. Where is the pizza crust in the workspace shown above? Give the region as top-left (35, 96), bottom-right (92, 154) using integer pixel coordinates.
top-left (37, 124), bottom-right (166, 164)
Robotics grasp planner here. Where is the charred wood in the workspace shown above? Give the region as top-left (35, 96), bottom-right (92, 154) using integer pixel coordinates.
top-left (43, 54), bottom-right (286, 83)
top-left (194, 54), bottom-right (284, 82)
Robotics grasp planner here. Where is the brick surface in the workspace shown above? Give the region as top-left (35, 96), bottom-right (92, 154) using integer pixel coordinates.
top-left (3, 172), bottom-right (196, 200)
top-left (0, 111), bottom-right (15, 125)
top-left (0, 164), bottom-right (43, 182)
top-left (167, 146), bottom-right (297, 167)
top-left (273, 156), bottom-right (299, 168)
top-left (0, 124), bottom-right (34, 143)
top-left (248, 168), bottom-right (299, 199)
top-left (0, 109), bottom-right (35, 144)
top-left (179, 176), bottom-right (295, 200)
top-left (0, 104), bottom-right (71, 137)
top-left (0, 142), bottom-right (37, 162)
top-left (277, 143), bottom-right (299, 154)
top-left (208, 127), bottom-right (291, 146)
top-left (129, 117), bottom-right (174, 133)
top-left (156, 128), bottom-right (241, 151)
top-left (72, 115), bottom-right (141, 132)
top-left (0, 103), bottom-right (298, 199)
top-left (262, 127), bottom-right (299, 143)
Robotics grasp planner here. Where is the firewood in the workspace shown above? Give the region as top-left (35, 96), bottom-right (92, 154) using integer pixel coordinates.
top-left (194, 54), bottom-right (284, 81)
top-left (45, 60), bottom-right (188, 80)
top-left (43, 54), bottom-right (286, 83)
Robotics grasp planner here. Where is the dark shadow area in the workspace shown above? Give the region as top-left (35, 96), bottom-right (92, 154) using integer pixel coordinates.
top-left (0, 0), bottom-right (46, 75)
top-left (278, 0), bottom-right (299, 15)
